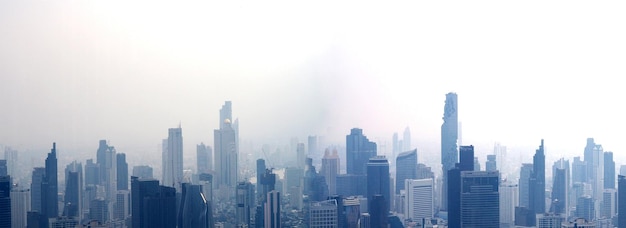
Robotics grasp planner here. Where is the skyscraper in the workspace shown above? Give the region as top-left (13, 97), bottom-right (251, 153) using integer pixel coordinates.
top-left (4, 147), bottom-right (17, 180)
top-left (551, 168), bottom-right (566, 214)
top-left (131, 176), bottom-right (177, 228)
top-left (460, 171), bottom-right (500, 228)
top-left (403, 127), bottom-right (411, 153)
top-left (117, 153), bottom-right (128, 191)
top-left (214, 101), bottom-right (238, 189)
top-left (447, 145), bottom-right (474, 228)
top-left (575, 195), bottom-right (594, 221)
top-left (604, 152), bottom-right (615, 189)
top-left (519, 163), bottom-right (533, 208)
top-left (529, 139), bottom-right (545, 214)
top-left (369, 194), bottom-right (388, 228)
top-left (197, 143), bottom-right (212, 174)
top-left (296, 143), bottom-right (306, 169)
top-left (84, 159), bottom-right (99, 186)
top-left (309, 199), bottom-right (338, 227)
top-left (198, 173), bottom-right (214, 228)
top-left (11, 188), bottom-right (30, 228)
top-left (0, 175), bottom-right (10, 228)
top-left (486, 154), bottom-right (496, 172)
top-left (264, 191), bottom-right (280, 228)
top-left (405, 178), bottom-right (434, 222)
top-left (441, 92), bottom-right (458, 211)
top-left (30, 167), bottom-right (44, 213)
top-left (163, 127), bottom-right (183, 191)
top-left (321, 148), bottom-right (340, 195)
top-left (572, 156), bottom-right (587, 184)
top-left (308, 136), bottom-right (319, 162)
top-left (395, 149), bottom-right (417, 194)
top-left (64, 171), bottom-right (80, 218)
top-left (367, 156), bottom-right (390, 211)
top-left (256, 159), bottom-right (266, 203)
top-left (236, 181), bottom-right (254, 227)
top-left (0, 160), bottom-right (7, 177)
top-left (132, 165), bottom-right (153, 179)
top-left (178, 183), bottom-right (210, 228)
top-left (618, 175), bottom-right (626, 227)
top-left (346, 128), bottom-right (377, 176)
top-left (392, 133), bottom-right (399, 163)
top-left (499, 184), bottom-right (518, 228)
top-left (42, 143), bottom-right (58, 221)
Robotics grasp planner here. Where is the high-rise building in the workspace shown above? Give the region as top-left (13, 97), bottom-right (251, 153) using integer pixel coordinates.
top-left (416, 163), bottom-right (434, 180)
top-left (529, 140), bottom-right (546, 214)
top-left (473, 157), bottom-right (481, 171)
top-left (84, 159), bottom-right (99, 186)
top-left (30, 167), bottom-right (44, 213)
top-left (309, 199), bottom-right (339, 227)
top-left (296, 143), bottom-right (306, 169)
top-left (575, 195), bottom-right (594, 222)
top-left (321, 148), bottom-right (340, 195)
top-left (405, 178), bottom-right (434, 222)
top-left (344, 197), bottom-right (361, 227)
top-left (486, 154), bottom-right (496, 172)
top-left (131, 176), bottom-right (177, 228)
top-left (4, 148), bottom-right (17, 180)
top-left (519, 163), bottom-right (533, 208)
top-left (89, 198), bottom-right (108, 224)
top-left (0, 160), bottom-right (7, 177)
top-left (264, 190), bottom-right (280, 228)
top-left (0, 175), bottom-right (10, 228)
top-left (441, 92), bottom-right (458, 211)
top-left (604, 152), bottom-right (615, 189)
top-left (163, 127), bottom-right (183, 191)
top-left (618, 175), bottom-right (626, 227)
top-left (601, 189), bottom-right (616, 219)
top-left (64, 171), bottom-right (80, 218)
top-left (198, 174), bottom-right (214, 228)
top-left (499, 184), bottom-right (518, 228)
top-left (256, 159), bottom-right (266, 203)
top-left (572, 156), bottom-right (587, 184)
top-left (236, 181), bottom-right (254, 227)
top-left (114, 190), bottom-right (129, 221)
top-left (116, 153), bottom-right (128, 191)
top-left (346, 128), bottom-right (377, 176)
top-left (11, 188), bottom-right (30, 228)
top-left (402, 127), bottom-right (411, 153)
top-left (197, 143), bottom-right (212, 174)
top-left (396, 149), bottom-right (417, 195)
top-left (369, 194), bottom-right (387, 228)
top-left (551, 168), bottom-right (567, 214)
top-left (447, 144), bottom-right (474, 228)
top-left (303, 158), bottom-right (329, 202)
top-left (584, 138), bottom-right (596, 183)
top-left (284, 167), bottom-right (303, 195)
top-left (552, 158), bottom-right (570, 216)
top-left (308, 136), bottom-right (319, 162)
top-left (392, 133), bottom-right (399, 163)
top-left (178, 183), bottom-right (210, 228)
top-left (95, 140), bottom-right (117, 221)
top-left (42, 143), bottom-right (58, 222)
top-left (214, 101), bottom-right (238, 189)
top-left (132, 165), bottom-right (153, 179)
top-left (367, 156), bottom-right (390, 211)
top-left (460, 171), bottom-right (500, 228)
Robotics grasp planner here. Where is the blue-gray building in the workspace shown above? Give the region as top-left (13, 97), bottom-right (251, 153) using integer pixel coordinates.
top-left (529, 140), bottom-right (545, 214)
top-left (441, 92), bottom-right (458, 210)
top-left (367, 156), bottom-right (390, 212)
top-left (460, 171), bottom-right (499, 228)
top-left (395, 149), bottom-right (417, 194)
top-left (346, 128), bottom-right (377, 176)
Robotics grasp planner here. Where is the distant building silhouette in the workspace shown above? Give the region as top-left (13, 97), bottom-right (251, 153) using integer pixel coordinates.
top-left (11, 188), bottom-right (30, 228)
top-left (117, 153), bottom-right (128, 191)
top-left (321, 148), bottom-right (340, 195)
top-left (214, 101), bottom-right (238, 190)
top-left (618, 175), bottom-right (626, 227)
top-left (346, 128), bottom-right (376, 197)
top-left (395, 149), bottom-right (417, 195)
top-left (41, 143), bottom-right (58, 226)
top-left (604, 152), bottom-right (615, 189)
top-left (256, 159), bottom-right (266, 203)
top-left (264, 190), bottom-right (280, 228)
top-left (529, 140), bottom-right (546, 214)
top-left (441, 92), bottom-right (458, 211)
top-left (30, 167), bottom-right (44, 214)
top-left (131, 176), bottom-right (176, 228)
top-left (236, 181), bottom-right (254, 227)
top-left (163, 127), bottom-right (183, 192)
top-left (486, 154), bottom-right (496, 172)
top-left (196, 143), bottom-right (213, 174)
top-left (575, 195), bottom-right (594, 221)
top-left (518, 163), bottom-right (533, 208)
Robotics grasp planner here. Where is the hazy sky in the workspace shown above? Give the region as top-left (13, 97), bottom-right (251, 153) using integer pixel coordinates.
top-left (2, 1), bottom-right (626, 171)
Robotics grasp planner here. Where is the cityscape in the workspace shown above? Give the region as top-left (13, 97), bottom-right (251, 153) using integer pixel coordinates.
top-left (2, 1), bottom-right (626, 228)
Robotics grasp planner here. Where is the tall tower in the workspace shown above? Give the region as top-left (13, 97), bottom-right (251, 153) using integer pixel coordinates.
top-left (0, 175), bottom-right (10, 228)
top-left (236, 182), bottom-right (254, 227)
top-left (441, 92), bottom-right (458, 210)
top-left (321, 148), bottom-right (340, 195)
top-left (499, 184), bottom-right (518, 227)
top-left (117, 153), bottom-right (128, 191)
top-left (42, 143), bottom-right (58, 221)
top-left (529, 139), bottom-right (545, 214)
top-left (519, 163), bottom-right (533, 208)
top-left (163, 127), bottom-right (183, 192)
top-left (403, 127), bottom-right (411, 152)
top-left (264, 191), bottom-right (280, 228)
top-left (178, 183), bottom-right (210, 228)
top-left (30, 167), bottom-right (45, 213)
top-left (196, 143), bottom-right (212, 174)
top-left (367, 156), bottom-right (390, 211)
top-left (214, 101), bottom-right (238, 189)
top-left (618, 175), bottom-right (626, 227)
top-left (346, 128), bottom-right (377, 175)
top-left (604, 152), bottom-right (615, 189)
top-left (396, 149), bottom-right (417, 194)
top-left (11, 188), bottom-right (30, 228)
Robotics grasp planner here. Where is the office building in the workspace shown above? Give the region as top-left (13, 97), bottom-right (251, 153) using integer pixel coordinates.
top-left (405, 178), bottom-right (434, 222)
top-left (447, 144), bottom-right (474, 228)
top-left (440, 92), bottom-right (458, 210)
top-left (529, 140), bottom-right (545, 214)
top-left (618, 175), bottom-right (626, 227)
top-left (460, 171), bottom-right (499, 228)
top-left (4, 148), bottom-right (17, 180)
top-left (42, 143), bottom-right (58, 222)
top-left (572, 156), bottom-right (587, 184)
top-left (486, 154), bottom-right (496, 172)
top-left (519, 163), bottom-right (533, 208)
top-left (130, 177), bottom-right (176, 228)
top-left (396, 149), bottom-right (417, 195)
top-left (178, 183), bottom-right (211, 228)
top-left (500, 184), bottom-right (518, 227)
top-left (309, 199), bottom-right (338, 227)
top-left (536, 213), bottom-right (564, 228)
top-left (30, 167), bottom-right (44, 213)
top-left (604, 152), bottom-right (615, 189)
top-left (561, 218), bottom-right (596, 228)
top-left (214, 101), bottom-right (238, 189)
top-left (576, 195), bottom-right (594, 222)
top-left (11, 188), bottom-right (29, 228)
top-left (236, 181), bottom-right (254, 227)
top-left (114, 190), bottom-right (129, 221)
top-left (321, 148), bottom-right (340, 195)
top-left (551, 168), bottom-right (566, 214)
top-left (346, 128), bottom-right (377, 176)
top-left (198, 173), bottom-right (214, 228)
top-left (197, 143), bottom-right (212, 174)
top-left (264, 190), bottom-right (280, 228)
top-left (601, 189), bottom-right (616, 219)
top-left (64, 171), bottom-right (80, 218)
top-left (303, 158), bottom-right (328, 202)
top-left (308, 135), bottom-right (319, 162)
top-left (369, 195), bottom-right (387, 228)
top-left (132, 165), bottom-right (153, 179)
top-left (0, 176), bottom-right (10, 228)
top-left (163, 127), bottom-right (183, 191)
top-left (367, 156), bottom-right (390, 211)
top-left (117, 153), bottom-right (128, 191)
top-left (90, 198), bottom-right (108, 224)
top-left (84, 159), bottom-right (99, 186)
top-left (296, 143), bottom-right (306, 169)
top-left (256, 159), bottom-right (266, 203)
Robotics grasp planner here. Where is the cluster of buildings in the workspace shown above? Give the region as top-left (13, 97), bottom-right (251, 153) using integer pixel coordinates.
top-left (1, 94), bottom-right (626, 228)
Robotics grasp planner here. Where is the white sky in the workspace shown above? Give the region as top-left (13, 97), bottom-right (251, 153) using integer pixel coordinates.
top-left (1, 1), bottom-right (626, 173)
